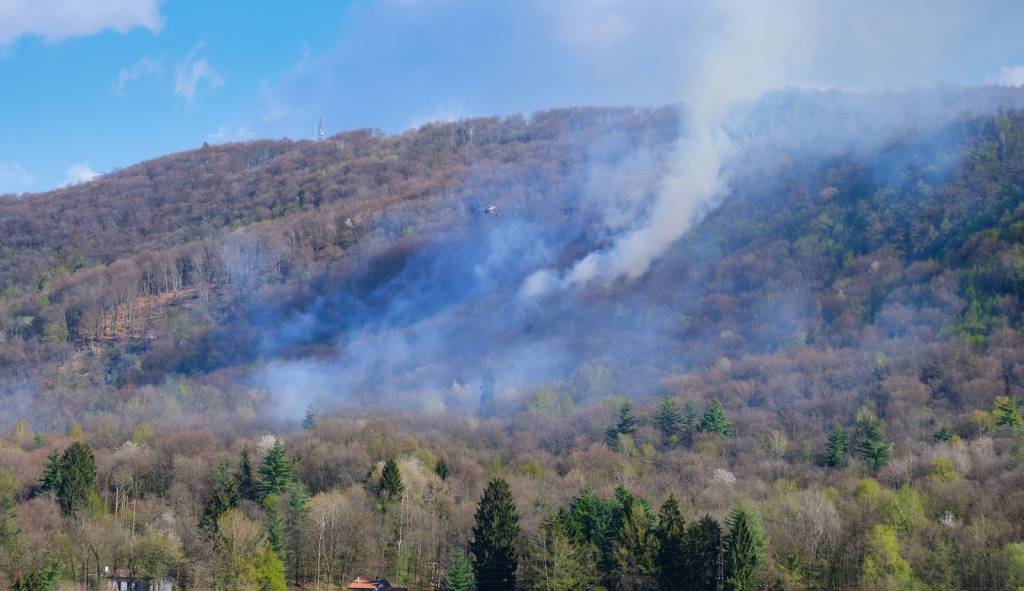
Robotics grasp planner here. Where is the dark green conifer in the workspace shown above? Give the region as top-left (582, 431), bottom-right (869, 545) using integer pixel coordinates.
top-left (443, 549), bottom-right (474, 591)
top-left (682, 400), bottom-right (700, 446)
top-left (934, 425), bottom-right (954, 443)
top-left (825, 425), bottom-right (849, 468)
top-left (654, 396), bottom-right (684, 446)
top-left (56, 442), bottom-right (96, 517)
top-left (655, 495), bottom-right (686, 590)
top-left (259, 440), bottom-right (294, 497)
top-left (611, 494), bottom-right (656, 590)
top-left (684, 515), bottom-right (722, 591)
top-left (699, 399), bottom-right (733, 437)
top-left (378, 458), bottom-right (406, 501)
top-left (562, 486), bottom-right (618, 581)
top-left (38, 451), bottom-right (62, 494)
top-left (606, 400), bottom-right (640, 448)
top-left (263, 494), bottom-right (287, 561)
top-left (200, 458), bottom-right (240, 535)
top-left (856, 408), bottom-right (891, 472)
top-left (995, 396), bottom-right (1024, 430)
top-left (470, 478), bottom-right (520, 591)
top-left (724, 505), bottom-right (766, 591)
top-left (237, 445), bottom-right (257, 501)
top-left (285, 481), bottom-right (310, 580)
top-left (434, 458), bottom-right (450, 481)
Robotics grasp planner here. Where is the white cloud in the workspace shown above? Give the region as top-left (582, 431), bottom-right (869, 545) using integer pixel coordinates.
top-left (175, 44), bottom-right (223, 102)
top-left (261, 101), bottom-right (291, 123)
top-left (0, 0), bottom-right (163, 46)
top-left (61, 162), bottom-right (99, 187)
top-left (407, 105), bottom-right (464, 130)
top-left (0, 161), bottom-right (35, 194)
top-left (995, 65), bottom-right (1024, 87)
top-left (112, 56), bottom-right (161, 95)
top-left (207, 125), bottom-right (254, 144)
top-left (546, 0), bottom-right (636, 49)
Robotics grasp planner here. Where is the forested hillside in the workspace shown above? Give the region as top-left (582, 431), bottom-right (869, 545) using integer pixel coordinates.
top-left (4, 89), bottom-right (1024, 590)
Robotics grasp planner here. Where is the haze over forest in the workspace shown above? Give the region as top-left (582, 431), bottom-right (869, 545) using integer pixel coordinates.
top-left (4, 2), bottom-right (1024, 591)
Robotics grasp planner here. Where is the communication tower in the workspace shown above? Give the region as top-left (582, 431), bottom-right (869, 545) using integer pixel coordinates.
top-left (314, 113), bottom-right (326, 142)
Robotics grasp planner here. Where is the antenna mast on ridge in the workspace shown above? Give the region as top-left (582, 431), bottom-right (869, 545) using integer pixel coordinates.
top-left (314, 113), bottom-right (326, 142)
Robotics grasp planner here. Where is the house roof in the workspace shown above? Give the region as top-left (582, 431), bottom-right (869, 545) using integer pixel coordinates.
top-left (348, 577), bottom-right (388, 589)
top-left (346, 577), bottom-right (408, 591)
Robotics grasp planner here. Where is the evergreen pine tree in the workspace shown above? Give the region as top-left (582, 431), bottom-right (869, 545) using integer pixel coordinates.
top-left (259, 440), bottom-right (294, 497)
top-left (654, 396), bottom-right (684, 447)
top-left (611, 495), bottom-right (656, 591)
top-left (378, 458), bottom-right (406, 501)
top-left (56, 442), bottom-right (96, 517)
top-left (934, 425), bottom-right (954, 443)
top-left (606, 400), bottom-right (640, 448)
top-left (699, 400), bottom-right (733, 437)
top-left (302, 404), bottom-right (317, 430)
top-left (263, 494), bottom-right (287, 561)
top-left (682, 400), bottom-right (700, 446)
top-left (856, 408), bottom-right (892, 472)
top-left (604, 425), bottom-right (621, 449)
top-left (470, 478), bottom-right (520, 591)
top-left (683, 515), bottom-right (722, 591)
top-left (285, 481), bottom-right (311, 583)
top-left (38, 450), bottom-right (62, 494)
top-left (561, 486), bottom-right (618, 583)
top-left (825, 425), bottom-right (849, 468)
top-left (238, 445), bottom-right (257, 501)
top-left (443, 549), bottom-right (475, 591)
top-left (616, 400), bottom-right (639, 435)
top-left (435, 458), bottom-right (450, 481)
top-left (724, 505), bottom-right (766, 591)
top-left (201, 458), bottom-right (240, 535)
top-left (655, 495), bottom-right (686, 591)
top-left (994, 396), bottom-right (1024, 430)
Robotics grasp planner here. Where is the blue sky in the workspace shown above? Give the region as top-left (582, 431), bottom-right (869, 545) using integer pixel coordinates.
top-left (2, 0), bottom-right (1024, 194)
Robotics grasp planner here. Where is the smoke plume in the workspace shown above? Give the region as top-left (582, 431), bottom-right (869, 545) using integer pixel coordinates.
top-left (523, 0), bottom-right (810, 295)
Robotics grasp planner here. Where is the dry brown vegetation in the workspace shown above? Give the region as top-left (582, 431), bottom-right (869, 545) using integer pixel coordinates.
top-left (3, 92), bottom-right (1024, 589)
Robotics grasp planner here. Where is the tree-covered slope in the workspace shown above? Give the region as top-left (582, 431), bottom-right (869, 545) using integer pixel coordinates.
top-left (4, 89), bottom-right (1024, 590)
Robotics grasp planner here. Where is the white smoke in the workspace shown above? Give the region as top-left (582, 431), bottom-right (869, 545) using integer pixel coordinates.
top-left (523, 0), bottom-right (812, 296)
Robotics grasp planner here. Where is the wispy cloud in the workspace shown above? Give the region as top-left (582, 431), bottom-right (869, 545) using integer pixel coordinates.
top-left (546, 0), bottom-right (637, 49)
top-left (995, 65), bottom-right (1024, 87)
top-left (61, 162), bottom-right (99, 187)
top-left (112, 56), bottom-right (161, 95)
top-left (174, 43), bottom-right (223, 102)
top-left (0, 0), bottom-right (163, 46)
top-left (0, 161), bottom-right (35, 194)
top-left (207, 125), bottom-right (254, 144)
top-left (407, 104), bottom-right (465, 130)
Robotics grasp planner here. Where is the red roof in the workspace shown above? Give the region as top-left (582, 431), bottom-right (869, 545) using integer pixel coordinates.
top-left (348, 577), bottom-right (407, 591)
